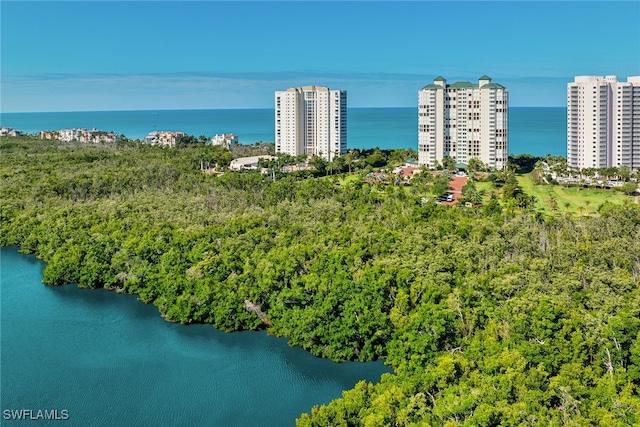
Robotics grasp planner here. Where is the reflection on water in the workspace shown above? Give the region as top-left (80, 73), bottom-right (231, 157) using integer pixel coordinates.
top-left (1, 247), bottom-right (391, 426)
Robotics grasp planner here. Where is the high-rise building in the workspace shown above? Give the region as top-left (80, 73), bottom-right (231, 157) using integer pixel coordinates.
top-left (418, 76), bottom-right (508, 170)
top-left (567, 76), bottom-right (640, 171)
top-left (275, 86), bottom-right (347, 161)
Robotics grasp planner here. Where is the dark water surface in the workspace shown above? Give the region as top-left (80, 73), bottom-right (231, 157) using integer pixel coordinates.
top-left (0, 247), bottom-right (391, 426)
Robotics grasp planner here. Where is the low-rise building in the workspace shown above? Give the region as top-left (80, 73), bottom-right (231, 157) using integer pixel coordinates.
top-left (144, 131), bottom-right (160, 145)
top-left (1, 127), bottom-right (21, 137)
top-left (211, 133), bottom-right (238, 149)
top-left (78, 128), bottom-right (119, 144)
top-left (144, 131), bottom-right (185, 147)
top-left (157, 131), bottom-right (185, 148)
top-left (59, 129), bottom-right (83, 142)
top-left (41, 130), bottom-right (60, 140)
top-left (229, 155), bottom-right (277, 171)
top-left (40, 128), bottom-right (118, 143)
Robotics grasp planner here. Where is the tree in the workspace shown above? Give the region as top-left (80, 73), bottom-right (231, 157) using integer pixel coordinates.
top-left (431, 175), bottom-right (450, 197)
top-left (509, 153), bottom-right (541, 173)
top-left (502, 183), bottom-right (535, 209)
top-left (441, 156), bottom-right (455, 171)
top-left (619, 166), bottom-right (631, 182)
top-left (364, 149), bottom-right (387, 168)
top-left (4, 136), bottom-right (640, 426)
top-left (482, 193), bottom-right (501, 215)
top-left (547, 155), bottom-right (568, 176)
top-left (177, 134), bottom-right (199, 147)
top-left (309, 155), bottom-right (327, 173)
top-left (329, 156), bottom-right (346, 175)
top-left (619, 182), bottom-right (638, 196)
top-left (344, 151), bottom-right (356, 173)
top-left (598, 166), bottom-right (619, 180)
top-left (467, 157), bottom-right (484, 173)
top-left (462, 180), bottom-right (483, 205)
top-left (581, 167), bottom-right (596, 179)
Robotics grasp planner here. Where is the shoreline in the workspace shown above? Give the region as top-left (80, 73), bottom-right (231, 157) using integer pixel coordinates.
top-left (0, 107), bottom-right (568, 157)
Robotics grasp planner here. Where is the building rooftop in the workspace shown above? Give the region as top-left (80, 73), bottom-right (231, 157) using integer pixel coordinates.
top-left (231, 155), bottom-right (277, 165)
top-left (422, 76), bottom-right (506, 91)
top-left (449, 81), bottom-right (477, 89)
top-left (481, 83), bottom-right (505, 89)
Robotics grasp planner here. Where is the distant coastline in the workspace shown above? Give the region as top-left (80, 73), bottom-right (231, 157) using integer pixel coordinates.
top-left (0, 107), bottom-right (567, 156)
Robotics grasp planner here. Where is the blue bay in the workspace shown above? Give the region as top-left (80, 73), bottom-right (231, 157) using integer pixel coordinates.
top-left (1, 107), bottom-right (567, 157)
top-left (0, 247), bottom-right (391, 426)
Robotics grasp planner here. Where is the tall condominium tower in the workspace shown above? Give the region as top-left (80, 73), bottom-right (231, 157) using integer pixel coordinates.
top-left (275, 86), bottom-right (347, 161)
top-left (567, 76), bottom-right (640, 171)
top-left (418, 76), bottom-right (508, 170)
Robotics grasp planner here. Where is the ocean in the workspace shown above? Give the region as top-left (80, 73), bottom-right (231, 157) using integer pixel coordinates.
top-left (0, 107), bottom-right (567, 156)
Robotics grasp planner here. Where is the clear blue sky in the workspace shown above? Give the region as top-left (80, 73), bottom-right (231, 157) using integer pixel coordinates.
top-left (1, 1), bottom-right (639, 112)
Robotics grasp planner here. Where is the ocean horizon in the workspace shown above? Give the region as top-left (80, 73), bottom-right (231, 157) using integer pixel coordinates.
top-left (1, 107), bottom-right (567, 156)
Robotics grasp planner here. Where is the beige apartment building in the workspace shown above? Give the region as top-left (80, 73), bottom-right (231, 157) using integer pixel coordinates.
top-left (275, 86), bottom-right (347, 161)
top-left (567, 75), bottom-right (640, 171)
top-left (418, 76), bottom-right (509, 170)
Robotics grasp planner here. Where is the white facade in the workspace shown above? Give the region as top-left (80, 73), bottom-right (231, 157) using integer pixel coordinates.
top-left (567, 75), bottom-right (640, 171)
top-left (229, 155), bottom-right (277, 171)
top-left (41, 128), bottom-right (118, 143)
top-left (0, 127), bottom-right (20, 137)
top-left (58, 128), bottom-right (83, 142)
top-left (418, 76), bottom-right (508, 170)
top-left (211, 133), bottom-right (238, 148)
top-left (275, 86), bottom-right (347, 161)
top-left (144, 131), bottom-right (184, 147)
top-left (145, 131), bottom-right (160, 145)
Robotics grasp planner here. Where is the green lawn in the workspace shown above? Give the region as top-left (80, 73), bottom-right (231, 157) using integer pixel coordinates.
top-left (471, 173), bottom-right (636, 216)
top-left (475, 181), bottom-right (496, 198)
top-left (516, 173), bottom-right (633, 215)
top-left (335, 172), bottom-right (637, 216)
top-left (339, 174), bottom-right (362, 185)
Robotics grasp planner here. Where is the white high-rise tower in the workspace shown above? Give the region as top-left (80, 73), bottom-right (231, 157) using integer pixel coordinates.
top-left (275, 86), bottom-right (347, 161)
top-left (567, 76), bottom-right (640, 171)
top-left (418, 75), bottom-right (509, 170)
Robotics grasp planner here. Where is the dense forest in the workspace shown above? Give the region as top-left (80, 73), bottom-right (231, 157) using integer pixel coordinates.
top-left (1, 136), bottom-right (639, 425)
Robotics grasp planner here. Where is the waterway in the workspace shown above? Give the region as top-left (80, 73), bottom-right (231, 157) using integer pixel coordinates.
top-left (0, 247), bottom-right (391, 426)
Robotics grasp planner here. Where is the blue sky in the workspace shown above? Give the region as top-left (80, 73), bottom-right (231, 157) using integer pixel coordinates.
top-left (1, 1), bottom-right (639, 112)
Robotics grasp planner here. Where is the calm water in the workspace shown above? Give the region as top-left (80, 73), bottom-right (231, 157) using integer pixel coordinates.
top-left (1, 107), bottom-right (567, 156)
top-left (0, 247), bottom-right (391, 426)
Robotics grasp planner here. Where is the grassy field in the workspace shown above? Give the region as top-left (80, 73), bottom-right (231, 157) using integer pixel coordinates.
top-left (475, 180), bottom-right (496, 198)
top-left (473, 173), bottom-right (637, 216)
top-left (336, 171), bottom-right (637, 216)
top-left (516, 173), bottom-right (635, 215)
